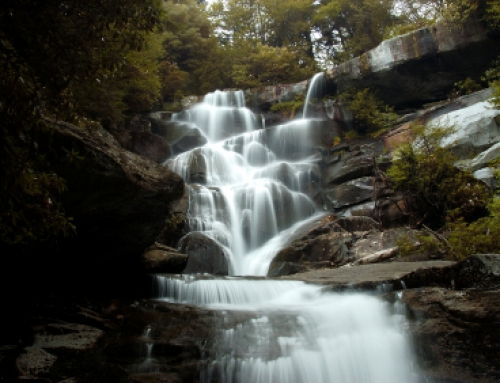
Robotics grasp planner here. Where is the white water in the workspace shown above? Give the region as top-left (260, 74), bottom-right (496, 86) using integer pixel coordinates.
top-left (160, 77), bottom-right (423, 382)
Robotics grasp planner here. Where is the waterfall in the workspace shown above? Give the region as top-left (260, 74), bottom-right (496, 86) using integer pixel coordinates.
top-left (160, 76), bottom-right (424, 382)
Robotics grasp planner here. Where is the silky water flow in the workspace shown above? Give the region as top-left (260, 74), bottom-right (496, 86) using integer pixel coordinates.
top-left (155, 74), bottom-right (425, 383)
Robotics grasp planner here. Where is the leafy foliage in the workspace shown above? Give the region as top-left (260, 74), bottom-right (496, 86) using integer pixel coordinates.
top-left (0, 0), bottom-right (164, 245)
top-left (231, 43), bottom-right (316, 88)
top-left (313, 0), bottom-right (396, 63)
top-left (397, 197), bottom-right (500, 260)
top-left (270, 94), bottom-right (306, 118)
top-left (339, 88), bottom-right (397, 135)
top-left (387, 124), bottom-right (492, 230)
top-left (207, 0), bottom-right (317, 86)
top-left (161, 0), bottom-right (229, 97)
top-left (446, 198), bottom-right (500, 258)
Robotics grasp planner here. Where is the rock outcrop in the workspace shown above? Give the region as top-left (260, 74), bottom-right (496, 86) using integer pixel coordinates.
top-left (268, 216), bottom-right (405, 277)
top-left (404, 287), bottom-right (500, 383)
top-left (180, 232), bottom-right (230, 275)
top-left (45, 118), bottom-right (185, 266)
top-left (113, 130), bottom-right (172, 163)
top-left (327, 18), bottom-right (500, 108)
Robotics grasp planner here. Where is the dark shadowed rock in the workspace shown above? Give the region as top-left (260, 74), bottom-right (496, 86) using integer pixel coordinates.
top-left (324, 153), bottom-right (375, 185)
top-left (180, 233), bottom-right (230, 275)
top-left (402, 254), bottom-right (500, 290)
top-left (403, 287), bottom-right (500, 383)
top-left (45, 118), bottom-right (185, 266)
top-left (114, 130), bottom-right (171, 163)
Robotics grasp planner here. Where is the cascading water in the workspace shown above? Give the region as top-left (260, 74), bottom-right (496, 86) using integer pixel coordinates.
top-left (158, 75), bottom-right (424, 382)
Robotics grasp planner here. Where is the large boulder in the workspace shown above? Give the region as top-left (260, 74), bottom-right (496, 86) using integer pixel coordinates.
top-left (114, 130), bottom-right (172, 163)
top-left (427, 100), bottom-right (500, 158)
top-left (267, 229), bottom-right (354, 277)
top-left (45, 119), bottom-right (185, 267)
top-left (268, 217), bottom-right (384, 277)
top-left (180, 233), bottom-right (230, 275)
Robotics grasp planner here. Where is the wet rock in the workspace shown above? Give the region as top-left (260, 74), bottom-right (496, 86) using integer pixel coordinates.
top-left (33, 322), bottom-right (103, 351)
top-left (15, 322), bottom-right (104, 379)
top-left (180, 233), bottom-right (230, 275)
top-left (157, 188), bottom-right (189, 248)
top-left (131, 372), bottom-right (183, 383)
top-left (325, 176), bottom-right (374, 209)
top-left (324, 153), bottom-right (375, 185)
top-left (268, 221), bottom-right (355, 277)
top-left (143, 243), bottom-right (188, 273)
top-left (403, 287), bottom-right (500, 383)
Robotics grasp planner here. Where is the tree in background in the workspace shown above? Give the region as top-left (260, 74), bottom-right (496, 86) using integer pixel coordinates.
top-left (0, 0), bottom-right (164, 244)
top-left (208, 0), bottom-right (318, 86)
top-left (161, 0), bottom-right (229, 100)
top-left (313, 0), bottom-right (396, 63)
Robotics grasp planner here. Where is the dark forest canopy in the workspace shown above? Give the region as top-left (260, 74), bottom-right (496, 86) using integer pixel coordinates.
top-left (0, 0), bottom-right (499, 245)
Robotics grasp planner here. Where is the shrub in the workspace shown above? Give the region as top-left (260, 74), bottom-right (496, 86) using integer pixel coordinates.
top-left (387, 124), bottom-right (491, 230)
top-left (338, 88), bottom-right (397, 135)
top-left (270, 94), bottom-right (305, 118)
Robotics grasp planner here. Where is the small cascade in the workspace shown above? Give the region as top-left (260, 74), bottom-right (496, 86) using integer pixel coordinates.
top-left (132, 326), bottom-right (159, 374)
top-left (302, 72), bottom-right (325, 118)
top-left (160, 74), bottom-right (425, 382)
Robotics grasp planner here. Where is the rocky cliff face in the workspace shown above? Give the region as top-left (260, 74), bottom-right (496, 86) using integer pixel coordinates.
top-left (327, 17), bottom-right (500, 108)
top-left (212, 18), bottom-right (499, 113)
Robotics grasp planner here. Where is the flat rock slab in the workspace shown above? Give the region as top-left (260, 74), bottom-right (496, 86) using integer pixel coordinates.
top-left (282, 261), bottom-right (455, 289)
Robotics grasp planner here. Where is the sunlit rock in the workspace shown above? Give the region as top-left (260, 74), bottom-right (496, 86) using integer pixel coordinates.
top-left (327, 17), bottom-right (500, 108)
top-left (427, 100), bottom-right (500, 157)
